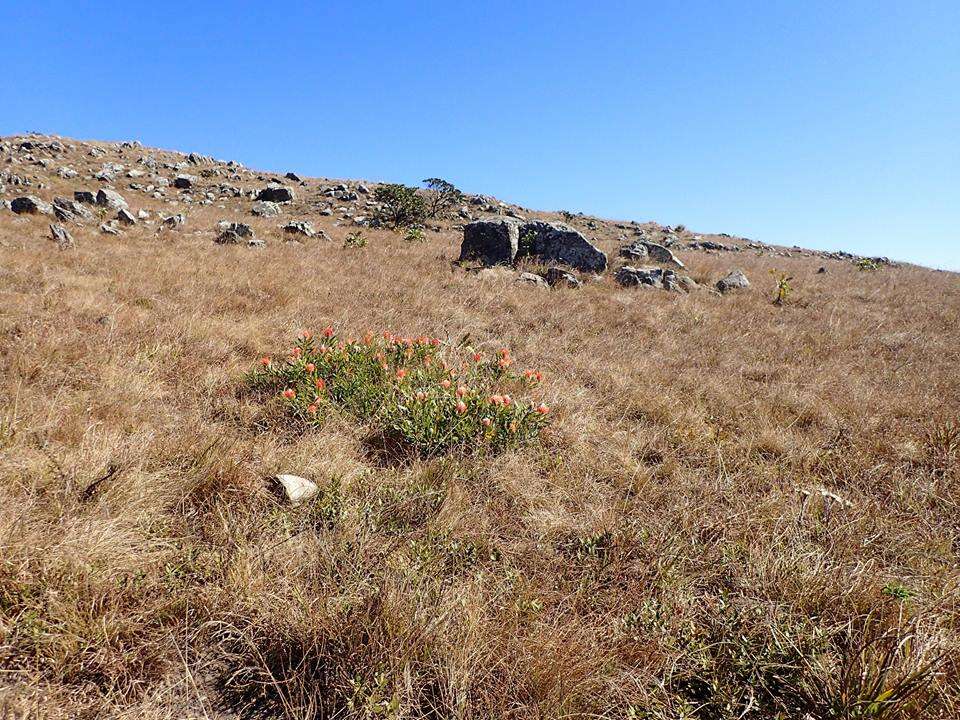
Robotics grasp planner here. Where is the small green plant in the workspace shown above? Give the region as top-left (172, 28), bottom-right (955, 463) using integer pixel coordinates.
top-left (421, 177), bottom-right (463, 218)
top-left (882, 581), bottom-right (915, 602)
top-left (344, 230), bottom-right (367, 248)
top-left (374, 183), bottom-right (426, 229)
top-left (771, 270), bottom-right (794, 306)
top-left (856, 257), bottom-right (881, 271)
top-left (247, 328), bottom-right (550, 456)
top-left (402, 226), bottom-right (425, 243)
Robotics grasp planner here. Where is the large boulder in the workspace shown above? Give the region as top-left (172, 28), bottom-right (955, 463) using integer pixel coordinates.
top-left (256, 183), bottom-right (295, 203)
top-left (173, 174), bottom-right (196, 189)
top-left (53, 197), bottom-right (94, 223)
top-left (73, 190), bottom-right (96, 204)
top-left (519, 221), bottom-right (607, 272)
top-left (460, 217), bottom-right (520, 266)
top-left (717, 270), bottom-right (749, 293)
top-left (616, 265), bottom-right (669, 288)
top-left (251, 200), bottom-right (281, 217)
top-left (96, 188), bottom-right (129, 211)
top-left (11, 196), bottom-right (53, 215)
top-left (619, 241), bottom-right (649, 260)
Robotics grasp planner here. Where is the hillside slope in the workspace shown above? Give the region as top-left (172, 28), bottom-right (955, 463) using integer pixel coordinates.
top-left (1, 134), bottom-right (959, 719)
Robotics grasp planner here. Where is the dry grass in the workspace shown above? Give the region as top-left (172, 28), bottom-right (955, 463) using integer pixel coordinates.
top-left (0, 136), bottom-right (958, 718)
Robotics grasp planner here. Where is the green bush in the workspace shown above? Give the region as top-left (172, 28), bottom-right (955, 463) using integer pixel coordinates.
top-left (422, 178), bottom-right (463, 218)
top-left (374, 184), bottom-right (426, 229)
top-left (247, 329), bottom-right (550, 456)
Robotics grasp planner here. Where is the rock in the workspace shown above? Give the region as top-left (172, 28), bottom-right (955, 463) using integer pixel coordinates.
top-left (616, 265), bottom-right (670, 289)
top-left (716, 270), bottom-right (750, 293)
top-left (516, 272), bottom-right (549, 289)
top-left (11, 195), bottom-right (53, 215)
top-left (817, 266), bottom-right (827, 274)
top-left (216, 221), bottom-right (263, 247)
top-left (100, 222), bottom-right (121, 235)
top-left (251, 200), bottom-right (281, 217)
top-left (95, 188), bottom-right (129, 211)
top-left (518, 221), bottom-right (607, 272)
top-left (173, 174), bottom-right (196, 189)
top-left (137, 209), bottom-right (150, 220)
top-left (73, 190), bottom-right (96, 204)
top-left (49, 223), bottom-right (74, 248)
top-left (619, 241), bottom-right (649, 260)
top-left (256, 183), bottom-right (295, 203)
top-left (460, 217), bottom-right (521, 266)
top-left (117, 208), bottom-right (136, 226)
top-left (161, 213), bottom-right (185, 229)
top-left (284, 172), bottom-right (301, 182)
top-left (53, 196), bottom-right (94, 223)
top-left (356, 183), bottom-right (370, 195)
top-left (274, 474), bottom-right (319, 505)
top-left (282, 220), bottom-right (317, 238)
top-left (641, 242), bottom-right (684, 269)
top-left (543, 266), bottom-right (583, 288)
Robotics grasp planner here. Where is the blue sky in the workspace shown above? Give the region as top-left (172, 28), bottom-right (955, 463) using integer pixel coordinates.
top-left (3, 1), bottom-right (958, 269)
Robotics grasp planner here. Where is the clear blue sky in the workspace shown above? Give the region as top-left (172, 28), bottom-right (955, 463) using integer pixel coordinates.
top-left (3, 1), bottom-right (958, 269)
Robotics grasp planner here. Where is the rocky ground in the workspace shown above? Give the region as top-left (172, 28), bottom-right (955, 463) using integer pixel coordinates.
top-left (1, 133), bottom-right (958, 719)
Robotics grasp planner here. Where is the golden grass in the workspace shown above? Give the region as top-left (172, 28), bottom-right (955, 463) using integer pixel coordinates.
top-left (0, 136), bottom-right (958, 718)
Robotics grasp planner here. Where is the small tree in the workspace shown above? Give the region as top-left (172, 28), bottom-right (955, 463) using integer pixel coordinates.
top-left (422, 178), bottom-right (463, 218)
top-left (374, 184), bottom-right (426, 229)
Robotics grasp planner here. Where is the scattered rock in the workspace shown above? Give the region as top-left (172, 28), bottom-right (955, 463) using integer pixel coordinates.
top-left (274, 474), bottom-right (319, 505)
top-left (282, 220), bottom-right (317, 238)
top-left (49, 223), bottom-right (74, 248)
top-left (543, 266), bottom-right (583, 288)
top-left (460, 217), bottom-right (520, 266)
top-left (161, 213), bottom-right (185, 230)
top-left (216, 221), bottom-right (264, 247)
top-left (117, 208), bottom-right (136, 226)
top-left (74, 190), bottom-right (96, 204)
top-left (616, 265), bottom-right (669, 288)
top-left (100, 222), bottom-right (121, 235)
top-left (11, 195), bottom-right (53, 215)
top-left (516, 272), bottom-right (549, 289)
top-left (256, 183), bottom-right (295, 203)
top-left (284, 172), bottom-right (301, 182)
top-left (716, 269), bottom-right (750, 293)
top-left (641, 242), bottom-right (685, 269)
top-left (52, 197), bottom-right (94, 223)
top-left (95, 188), bottom-right (129, 211)
top-left (173, 174), bottom-right (196, 189)
top-left (251, 200), bottom-right (281, 217)
top-left (619, 241), bottom-right (649, 260)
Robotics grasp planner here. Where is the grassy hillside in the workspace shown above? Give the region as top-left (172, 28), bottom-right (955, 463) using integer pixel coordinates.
top-left (1, 135), bottom-right (958, 718)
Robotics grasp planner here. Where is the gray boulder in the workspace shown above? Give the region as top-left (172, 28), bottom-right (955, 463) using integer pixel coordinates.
top-left (619, 241), bottom-right (649, 260)
top-left (53, 197), bottom-right (94, 223)
top-left (716, 270), bottom-right (750, 293)
top-left (256, 183), bottom-right (295, 203)
top-left (460, 217), bottom-right (520, 265)
top-left (641, 242), bottom-right (684, 269)
top-left (216, 221), bottom-right (264, 247)
top-left (251, 200), bottom-right (281, 217)
top-left (11, 195), bottom-right (53, 215)
top-left (96, 188), bottom-right (128, 211)
top-left (173, 174), bottom-right (196, 189)
top-left (518, 221), bottom-right (607, 272)
top-left (282, 220), bottom-right (317, 238)
top-left (117, 208), bottom-right (136, 226)
top-left (49, 223), bottom-right (74, 248)
top-left (516, 272), bottom-right (549, 289)
top-left (543, 267), bottom-right (583, 288)
top-left (74, 190), bottom-right (96, 204)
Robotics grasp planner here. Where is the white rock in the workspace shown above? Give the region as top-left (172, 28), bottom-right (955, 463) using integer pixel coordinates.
top-left (275, 474), bottom-right (319, 505)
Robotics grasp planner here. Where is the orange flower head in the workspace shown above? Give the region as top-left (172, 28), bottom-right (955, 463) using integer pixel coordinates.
top-left (299, 329), bottom-right (312, 341)
top-left (489, 395), bottom-right (503, 406)
top-left (319, 345), bottom-right (329, 355)
top-left (536, 404), bottom-right (550, 415)
top-left (499, 348), bottom-right (510, 358)
top-left (472, 352), bottom-right (482, 362)
top-left (282, 388), bottom-right (296, 400)
top-left (395, 369), bottom-right (407, 380)
top-left (431, 338), bottom-right (441, 347)
top-left (456, 385), bottom-right (468, 398)
top-left (441, 379), bottom-right (451, 389)
top-left (498, 358), bottom-right (511, 368)
top-left (307, 404), bottom-right (318, 415)
top-left (503, 395), bottom-right (512, 406)
top-left (363, 331), bottom-right (374, 345)
top-left (481, 417), bottom-right (492, 427)
top-left (260, 357), bottom-right (271, 367)
top-left (416, 391), bottom-right (426, 401)
top-left (323, 326), bottom-right (334, 338)
top-left (315, 378), bottom-right (326, 391)
top-left (383, 331), bottom-right (393, 341)
top-left (455, 401), bottom-right (467, 414)
top-left (291, 347), bottom-right (302, 359)
top-left (305, 363), bottom-right (315, 373)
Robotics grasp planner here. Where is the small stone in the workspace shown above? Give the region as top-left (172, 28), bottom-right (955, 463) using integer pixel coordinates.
top-left (251, 200), bottom-right (281, 217)
top-left (517, 272), bottom-right (549, 288)
top-left (275, 474), bottom-right (319, 505)
top-left (49, 223), bottom-right (74, 248)
top-left (716, 269), bottom-right (750, 293)
top-left (117, 208), bottom-right (136, 226)
top-left (95, 188), bottom-right (129, 211)
top-left (543, 266), bottom-right (583, 288)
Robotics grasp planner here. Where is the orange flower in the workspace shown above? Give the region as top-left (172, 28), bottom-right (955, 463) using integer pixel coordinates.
top-left (315, 378), bottom-right (326, 391)
top-left (509, 421), bottom-right (518, 432)
top-left (260, 356), bottom-right (271, 367)
top-left (299, 329), bottom-right (312, 341)
top-left (455, 401), bottom-right (467, 414)
top-left (498, 348), bottom-right (510, 358)
top-left (305, 363), bottom-right (315, 373)
top-left (416, 391), bottom-right (426, 401)
top-left (535, 371), bottom-right (543, 382)
top-left (536, 404), bottom-right (550, 415)
top-left (472, 352), bottom-right (482, 362)
top-left (307, 404), bottom-right (318, 415)
top-left (502, 395), bottom-right (512, 406)
top-left (489, 395), bottom-right (503, 405)
top-left (363, 331), bottom-right (374, 345)
top-left (337, 341), bottom-right (346, 351)
top-left (423, 356), bottom-right (432, 367)
top-left (383, 331), bottom-right (393, 341)
top-left (282, 388), bottom-right (296, 400)
top-left (323, 326), bottom-right (334, 338)
top-left (431, 338), bottom-right (441, 347)
top-left (481, 417), bottom-right (492, 427)
top-left (291, 347), bottom-right (302, 359)
top-left (395, 369), bottom-right (407, 380)
top-left (498, 358), bottom-right (511, 368)
top-left (456, 385), bottom-right (468, 398)
top-left (441, 379), bottom-right (451, 389)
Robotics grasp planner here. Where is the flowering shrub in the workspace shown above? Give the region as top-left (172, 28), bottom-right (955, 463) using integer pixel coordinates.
top-left (247, 328), bottom-right (550, 456)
